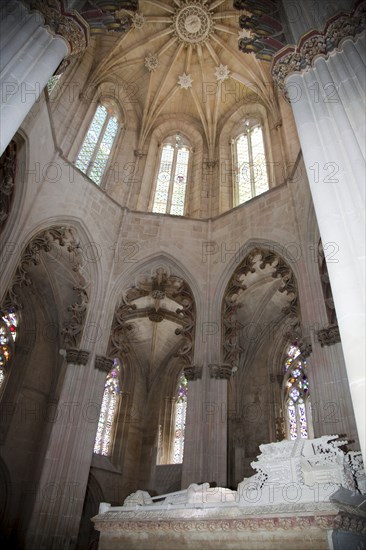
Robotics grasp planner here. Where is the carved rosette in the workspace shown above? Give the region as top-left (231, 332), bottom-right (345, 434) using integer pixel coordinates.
top-left (271, 3), bottom-right (366, 90)
top-left (183, 365), bottom-right (202, 381)
top-left (208, 363), bottom-right (233, 380)
top-left (22, 0), bottom-right (89, 58)
top-left (66, 348), bottom-right (89, 365)
top-left (317, 325), bottom-right (341, 347)
top-left (95, 355), bottom-right (114, 373)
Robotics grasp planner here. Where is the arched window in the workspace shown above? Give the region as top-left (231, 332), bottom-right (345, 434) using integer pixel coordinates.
top-left (152, 134), bottom-right (190, 216)
top-left (75, 99), bottom-right (120, 185)
top-left (283, 342), bottom-right (312, 440)
top-left (172, 372), bottom-right (187, 464)
top-left (232, 119), bottom-right (269, 205)
top-left (0, 309), bottom-right (18, 391)
top-left (94, 359), bottom-right (121, 456)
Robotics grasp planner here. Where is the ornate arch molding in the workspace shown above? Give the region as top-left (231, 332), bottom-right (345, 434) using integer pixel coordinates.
top-left (0, 226), bottom-right (89, 349)
top-left (109, 265), bottom-right (196, 369)
top-left (222, 247), bottom-right (302, 369)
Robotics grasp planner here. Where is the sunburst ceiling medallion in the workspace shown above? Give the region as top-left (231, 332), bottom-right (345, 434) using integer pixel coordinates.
top-left (172, 1), bottom-right (214, 45)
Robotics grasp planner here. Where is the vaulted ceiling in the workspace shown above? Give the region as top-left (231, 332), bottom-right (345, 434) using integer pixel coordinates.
top-left (88, 0), bottom-right (280, 155)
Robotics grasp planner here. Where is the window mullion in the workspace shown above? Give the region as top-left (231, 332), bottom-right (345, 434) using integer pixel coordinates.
top-left (86, 114), bottom-right (110, 177)
top-left (167, 147), bottom-right (178, 214)
top-left (248, 130), bottom-right (255, 198)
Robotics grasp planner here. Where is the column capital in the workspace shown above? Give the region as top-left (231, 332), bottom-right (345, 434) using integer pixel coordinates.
top-left (317, 324), bottom-right (341, 347)
top-left (208, 363), bottom-right (233, 380)
top-left (95, 355), bottom-right (114, 373)
top-left (66, 348), bottom-right (89, 365)
top-left (271, 2), bottom-right (366, 90)
top-left (183, 365), bottom-right (202, 381)
top-left (22, 0), bottom-right (90, 58)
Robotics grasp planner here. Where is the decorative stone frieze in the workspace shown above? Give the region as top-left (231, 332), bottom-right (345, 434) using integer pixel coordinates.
top-left (317, 324), bottom-right (341, 347)
top-left (271, 2), bottom-right (366, 90)
top-left (183, 365), bottom-right (202, 381)
top-left (95, 355), bottom-right (114, 373)
top-left (208, 363), bottom-right (232, 380)
top-left (66, 348), bottom-right (89, 365)
top-left (22, 0), bottom-right (89, 58)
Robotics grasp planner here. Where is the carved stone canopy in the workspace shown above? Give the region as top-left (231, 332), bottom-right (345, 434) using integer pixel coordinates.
top-left (95, 355), bottom-right (114, 373)
top-left (66, 348), bottom-right (89, 365)
top-left (222, 247), bottom-right (301, 369)
top-left (317, 324), bottom-right (341, 347)
top-left (1, 226), bottom-right (89, 349)
top-left (109, 267), bottom-right (196, 380)
top-left (183, 365), bottom-right (202, 381)
top-left (208, 363), bottom-right (233, 380)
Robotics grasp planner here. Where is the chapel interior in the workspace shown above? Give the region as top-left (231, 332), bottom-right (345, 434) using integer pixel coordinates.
top-left (0, 0), bottom-right (365, 549)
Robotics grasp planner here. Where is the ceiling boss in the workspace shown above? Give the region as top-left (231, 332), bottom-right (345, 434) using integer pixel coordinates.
top-left (172, 0), bottom-right (214, 45)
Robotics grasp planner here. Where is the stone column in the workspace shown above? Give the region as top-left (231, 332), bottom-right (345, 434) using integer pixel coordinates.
top-left (0, 1), bottom-right (88, 155)
top-left (272, 7), bottom-right (366, 459)
top-left (181, 365), bottom-right (203, 488)
top-left (25, 350), bottom-right (113, 550)
top-left (205, 364), bottom-right (232, 487)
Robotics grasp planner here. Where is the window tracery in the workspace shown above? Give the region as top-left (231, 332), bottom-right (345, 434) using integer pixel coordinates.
top-left (94, 358), bottom-right (121, 456)
top-left (283, 342), bottom-right (312, 440)
top-left (152, 134), bottom-right (190, 216)
top-left (232, 119), bottom-right (269, 205)
top-left (172, 372), bottom-right (188, 464)
top-left (75, 100), bottom-right (120, 186)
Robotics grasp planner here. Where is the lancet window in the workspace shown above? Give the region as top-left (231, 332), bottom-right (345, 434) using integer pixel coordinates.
top-left (94, 359), bottom-right (121, 456)
top-left (233, 119), bottom-right (269, 205)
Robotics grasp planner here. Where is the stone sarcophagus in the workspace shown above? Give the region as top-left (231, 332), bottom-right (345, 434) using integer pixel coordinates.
top-left (93, 436), bottom-right (366, 549)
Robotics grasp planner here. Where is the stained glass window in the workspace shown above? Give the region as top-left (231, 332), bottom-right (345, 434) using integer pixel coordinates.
top-left (234, 121), bottom-right (269, 205)
top-left (0, 309), bottom-right (18, 391)
top-left (172, 373), bottom-right (187, 464)
top-left (47, 74), bottom-right (62, 95)
top-left (75, 100), bottom-right (119, 185)
top-left (283, 341), bottom-right (311, 440)
top-left (152, 135), bottom-right (189, 216)
top-left (94, 359), bottom-right (121, 456)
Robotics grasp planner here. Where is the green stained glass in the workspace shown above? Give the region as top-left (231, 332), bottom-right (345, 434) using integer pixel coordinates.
top-left (251, 126), bottom-right (268, 195)
top-left (76, 105), bottom-right (108, 174)
top-left (153, 145), bottom-right (174, 213)
top-left (47, 74), bottom-right (61, 95)
top-left (236, 134), bottom-right (251, 204)
top-left (235, 124), bottom-right (269, 205)
top-left (170, 147), bottom-right (188, 216)
top-left (89, 116), bottom-right (119, 184)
